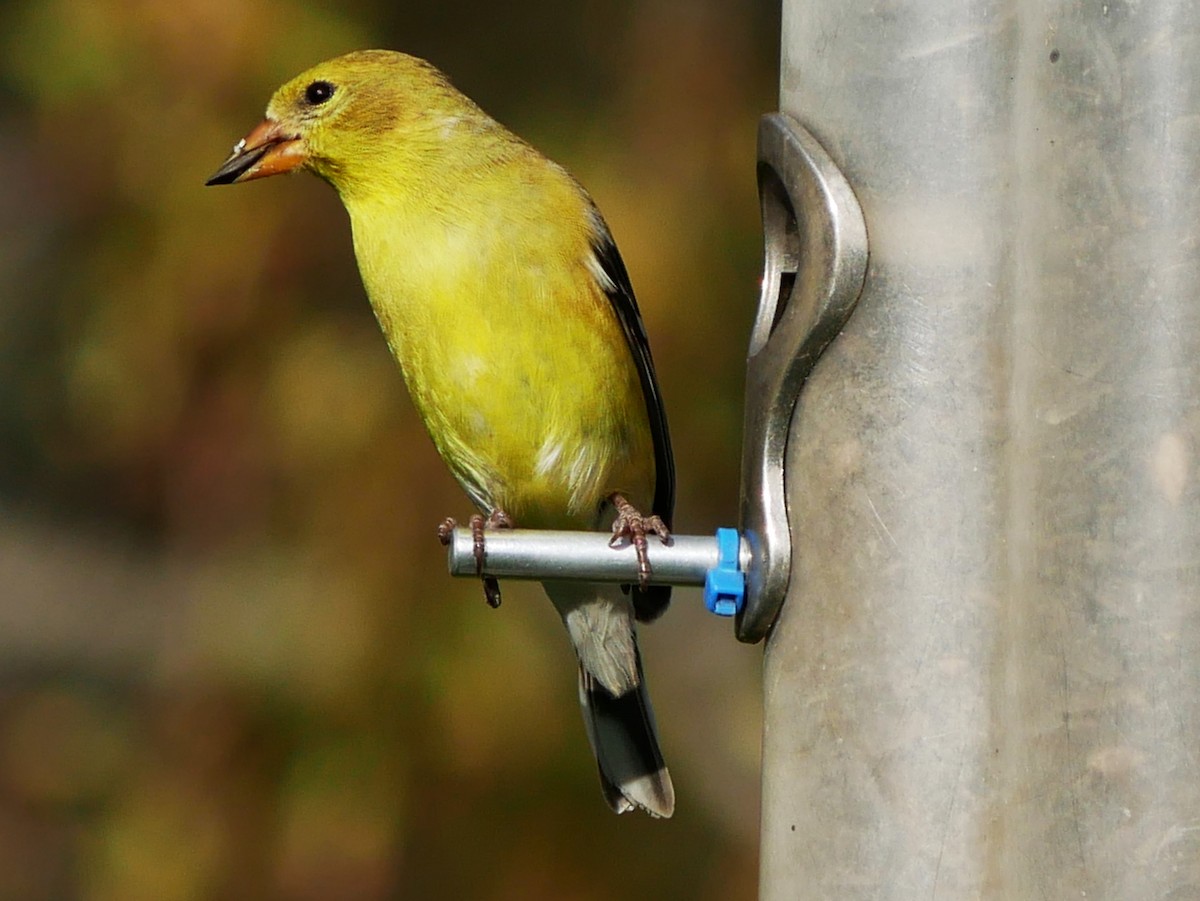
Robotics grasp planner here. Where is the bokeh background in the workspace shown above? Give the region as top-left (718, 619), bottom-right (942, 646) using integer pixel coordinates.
top-left (0, 1), bottom-right (776, 897)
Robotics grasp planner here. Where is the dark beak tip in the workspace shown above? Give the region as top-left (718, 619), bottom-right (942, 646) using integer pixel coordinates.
top-left (204, 170), bottom-right (236, 187)
top-left (205, 156), bottom-right (248, 187)
top-left (205, 141), bottom-right (273, 187)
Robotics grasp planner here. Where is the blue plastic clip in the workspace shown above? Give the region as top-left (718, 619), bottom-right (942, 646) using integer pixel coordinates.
top-left (704, 528), bottom-right (745, 617)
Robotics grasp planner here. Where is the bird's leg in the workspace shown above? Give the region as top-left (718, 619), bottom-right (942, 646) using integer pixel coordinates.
top-left (476, 510), bottom-right (515, 607)
top-left (607, 493), bottom-right (671, 590)
top-left (437, 511), bottom-right (513, 608)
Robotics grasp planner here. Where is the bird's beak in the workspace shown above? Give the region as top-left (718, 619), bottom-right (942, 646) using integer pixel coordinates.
top-left (205, 118), bottom-right (305, 186)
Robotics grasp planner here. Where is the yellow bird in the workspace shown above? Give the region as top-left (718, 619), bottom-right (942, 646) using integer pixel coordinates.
top-left (208, 50), bottom-right (675, 817)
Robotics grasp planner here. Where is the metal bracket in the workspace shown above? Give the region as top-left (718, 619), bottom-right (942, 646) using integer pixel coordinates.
top-left (735, 113), bottom-right (869, 644)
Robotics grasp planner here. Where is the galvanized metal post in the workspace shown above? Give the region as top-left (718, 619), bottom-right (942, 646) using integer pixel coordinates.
top-left (762, 2), bottom-right (1200, 898)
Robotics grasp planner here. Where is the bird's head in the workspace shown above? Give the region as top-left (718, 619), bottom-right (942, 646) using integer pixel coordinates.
top-left (206, 50), bottom-right (474, 196)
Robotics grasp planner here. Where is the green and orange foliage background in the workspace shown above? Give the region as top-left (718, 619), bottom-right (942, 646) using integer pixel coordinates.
top-left (0, 1), bottom-right (775, 897)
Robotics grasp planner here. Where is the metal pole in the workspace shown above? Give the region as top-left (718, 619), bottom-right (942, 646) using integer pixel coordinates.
top-left (762, 2), bottom-right (1200, 899)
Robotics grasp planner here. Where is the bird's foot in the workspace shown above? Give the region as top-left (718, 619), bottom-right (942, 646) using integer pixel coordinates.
top-left (438, 511), bottom-right (513, 608)
top-left (607, 493), bottom-right (671, 590)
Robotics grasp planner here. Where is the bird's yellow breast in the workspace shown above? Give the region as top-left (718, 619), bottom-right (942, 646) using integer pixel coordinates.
top-left (343, 155), bottom-right (654, 529)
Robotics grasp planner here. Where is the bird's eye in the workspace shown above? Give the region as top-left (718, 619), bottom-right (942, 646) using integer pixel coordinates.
top-left (304, 81), bottom-right (335, 105)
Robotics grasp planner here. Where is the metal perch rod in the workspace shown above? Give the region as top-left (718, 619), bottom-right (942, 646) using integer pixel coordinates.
top-left (443, 528), bottom-right (749, 587)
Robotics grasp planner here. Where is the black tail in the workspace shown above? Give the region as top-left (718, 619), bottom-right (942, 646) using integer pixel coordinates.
top-left (578, 644), bottom-right (674, 817)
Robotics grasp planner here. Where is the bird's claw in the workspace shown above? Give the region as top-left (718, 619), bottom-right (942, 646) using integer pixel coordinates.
top-left (465, 514), bottom-right (503, 607)
top-left (608, 493), bottom-right (671, 590)
top-left (439, 511), bottom-right (513, 608)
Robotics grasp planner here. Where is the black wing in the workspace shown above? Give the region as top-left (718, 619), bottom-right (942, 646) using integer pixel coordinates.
top-left (589, 209), bottom-right (675, 623)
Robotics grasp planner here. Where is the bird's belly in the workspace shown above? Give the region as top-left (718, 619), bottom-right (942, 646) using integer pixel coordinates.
top-left (350, 206), bottom-right (657, 529)
top-left (402, 324), bottom-right (653, 530)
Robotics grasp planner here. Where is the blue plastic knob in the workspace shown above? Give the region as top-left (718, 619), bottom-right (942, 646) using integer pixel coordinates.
top-left (704, 528), bottom-right (745, 617)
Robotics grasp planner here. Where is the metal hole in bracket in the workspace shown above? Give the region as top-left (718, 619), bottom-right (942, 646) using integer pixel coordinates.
top-left (758, 164), bottom-right (804, 343)
top-left (773, 272), bottom-right (797, 334)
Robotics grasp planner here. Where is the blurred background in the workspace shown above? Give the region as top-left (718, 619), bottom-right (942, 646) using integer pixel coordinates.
top-left (0, 0), bottom-right (776, 897)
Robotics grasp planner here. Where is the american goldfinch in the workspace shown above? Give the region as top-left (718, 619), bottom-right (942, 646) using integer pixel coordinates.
top-left (208, 50), bottom-right (675, 817)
